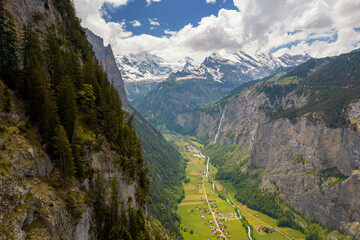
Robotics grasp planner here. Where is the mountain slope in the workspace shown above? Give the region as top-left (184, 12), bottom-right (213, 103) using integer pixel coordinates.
top-left (175, 51), bottom-right (360, 238)
top-left (0, 0), bottom-right (155, 239)
top-left (135, 51), bottom-right (310, 131)
top-left (86, 30), bottom-right (185, 239)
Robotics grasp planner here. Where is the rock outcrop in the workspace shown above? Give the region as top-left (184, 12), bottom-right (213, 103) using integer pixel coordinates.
top-left (0, 94), bottom-right (141, 239)
top-left (86, 29), bottom-right (128, 105)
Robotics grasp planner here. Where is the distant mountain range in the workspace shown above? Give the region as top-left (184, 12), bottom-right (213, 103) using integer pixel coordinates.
top-left (116, 50), bottom-right (310, 103)
top-left (129, 51), bottom-right (310, 129)
top-left (115, 52), bottom-right (186, 102)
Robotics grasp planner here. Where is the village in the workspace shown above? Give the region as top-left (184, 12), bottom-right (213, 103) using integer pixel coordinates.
top-left (166, 133), bottom-right (305, 240)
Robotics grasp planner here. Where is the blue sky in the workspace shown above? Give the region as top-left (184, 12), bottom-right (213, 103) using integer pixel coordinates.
top-left (102, 0), bottom-right (237, 37)
top-left (74, 0), bottom-right (360, 63)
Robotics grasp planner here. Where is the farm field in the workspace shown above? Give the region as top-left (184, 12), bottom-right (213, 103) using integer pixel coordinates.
top-left (166, 133), bottom-right (305, 240)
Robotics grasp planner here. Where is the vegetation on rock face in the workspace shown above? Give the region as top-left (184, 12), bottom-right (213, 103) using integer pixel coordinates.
top-left (0, 0), bottom-right (152, 238)
top-left (86, 27), bottom-right (185, 238)
top-left (257, 54), bottom-right (360, 128)
top-left (0, 0), bottom-right (18, 86)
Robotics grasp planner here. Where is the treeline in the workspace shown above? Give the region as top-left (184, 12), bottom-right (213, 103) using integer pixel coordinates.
top-left (257, 54), bottom-right (360, 128)
top-left (0, 0), bottom-right (150, 238)
top-left (217, 169), bottom-right (287, 219)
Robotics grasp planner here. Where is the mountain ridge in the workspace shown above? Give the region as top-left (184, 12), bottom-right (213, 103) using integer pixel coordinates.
top-left (133, 51), bottom-right (310, 131)
top-left (116, 50), bottom-right (310, 103)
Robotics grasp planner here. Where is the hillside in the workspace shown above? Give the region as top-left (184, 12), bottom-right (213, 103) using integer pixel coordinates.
top-left (175, 52), bottom-right (360, 238)
top-left (86, 29), bottom-right (185, 239)
top-left (0, 0), bottom-right (164, 239)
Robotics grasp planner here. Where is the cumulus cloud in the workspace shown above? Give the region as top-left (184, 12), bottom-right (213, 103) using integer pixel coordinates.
top-left (148, 18), bottom-right (160, 26)
top-left (74, 0), bottom-right (360, 64)
top-left (73, 0), bottom-right (132, 46)
top-left (129, 20), bottom-right (141, 27)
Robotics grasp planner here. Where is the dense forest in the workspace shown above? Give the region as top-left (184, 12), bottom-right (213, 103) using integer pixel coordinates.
top-left (0, 0), bottom-right (157, 239)
top-left (131, 111), bottom-right (186, 239)
top-left (256, 53), bottom-right (360, 128)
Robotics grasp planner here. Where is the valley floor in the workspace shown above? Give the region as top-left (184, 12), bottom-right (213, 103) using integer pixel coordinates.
top-left (164, 133), bottom-right (305, 240)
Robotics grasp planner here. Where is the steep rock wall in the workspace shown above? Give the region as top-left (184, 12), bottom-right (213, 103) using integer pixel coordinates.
top-left (0, 0), bottom-right (144, 238)
top-left (177, 88), bottom-right (360, 237)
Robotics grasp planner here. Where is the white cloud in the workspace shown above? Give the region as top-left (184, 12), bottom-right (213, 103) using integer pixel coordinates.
top-left (73, 0), bottom-right (132, 46)
top-left (74, 0), bottom-right (360, 64)
top-left (206, 0), bottom-right (216, 4)
top-left (148, 18), bottom-right (160, 26)
top-left (164, 29), bottom-right (176, 36)
top-left (146, 0), bottom-right (161, 6)
top-left (130, 20), bottom-right (141, 27)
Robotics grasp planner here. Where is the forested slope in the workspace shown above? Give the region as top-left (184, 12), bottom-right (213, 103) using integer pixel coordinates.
top-left (0, 0), bottom-right (166, 239)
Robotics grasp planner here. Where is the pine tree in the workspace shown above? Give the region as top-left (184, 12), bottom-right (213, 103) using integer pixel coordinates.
top-left (78, 83), bottom-right (97, 127)
top-left (57, 75), bottom-right (77, 140)
top-left (45, 31), bottom-right (63, 87)
top-left (120, 228), bottom-right (133, 240)
top-left (119, 200), bottom-right (128, 230)
top-left (0, 79), bottom-right (11, 112)
top-left (109, 177), bottom-right (120, 225)
top-left (53, 125), bottom-right (75, 177)
top-left (94, 175), bottom-right (106, 239)
top-left (0, 0), bottom-right (18, 87)
top-left (107, 177), bottom-right (122, 240)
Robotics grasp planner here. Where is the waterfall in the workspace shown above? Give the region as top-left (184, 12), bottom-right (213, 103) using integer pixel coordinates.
top-left (214, 109), bottom-right (226, 143)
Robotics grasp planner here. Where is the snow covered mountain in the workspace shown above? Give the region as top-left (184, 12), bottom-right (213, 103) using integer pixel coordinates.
top-left (134, 51), bottom-right (310, 129)
top-left (116, 50), bottom-right (310, 103)
top-left (171, 51), bottom-right (311, 86)
top-left (115, 52), bottom-right (196, 102)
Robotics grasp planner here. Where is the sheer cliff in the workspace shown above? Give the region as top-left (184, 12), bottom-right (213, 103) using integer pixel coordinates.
top-left (85, 29), bottom-right (128, 105)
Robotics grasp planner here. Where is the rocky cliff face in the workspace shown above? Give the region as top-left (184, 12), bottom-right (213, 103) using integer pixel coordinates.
top-left (0, 89), bottom-right (141, 239)
top-left (176, 87), bottom-right (360, 237)
top-left (86, 29), bottom-right (128, 105)
top-left (0, 0), bottom-right (145, 239)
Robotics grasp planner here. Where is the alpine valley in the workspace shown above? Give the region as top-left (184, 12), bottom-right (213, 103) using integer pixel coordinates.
top-left (0, 0), bottom-right (359, 240)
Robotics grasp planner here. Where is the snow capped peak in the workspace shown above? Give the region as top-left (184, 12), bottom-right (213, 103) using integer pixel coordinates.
top-left (115, 53), bottom-right (174, 84)
top-left (115, 50), bottom-right (310, 86)
top-left (179, 57), bottom-right (197, 71)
